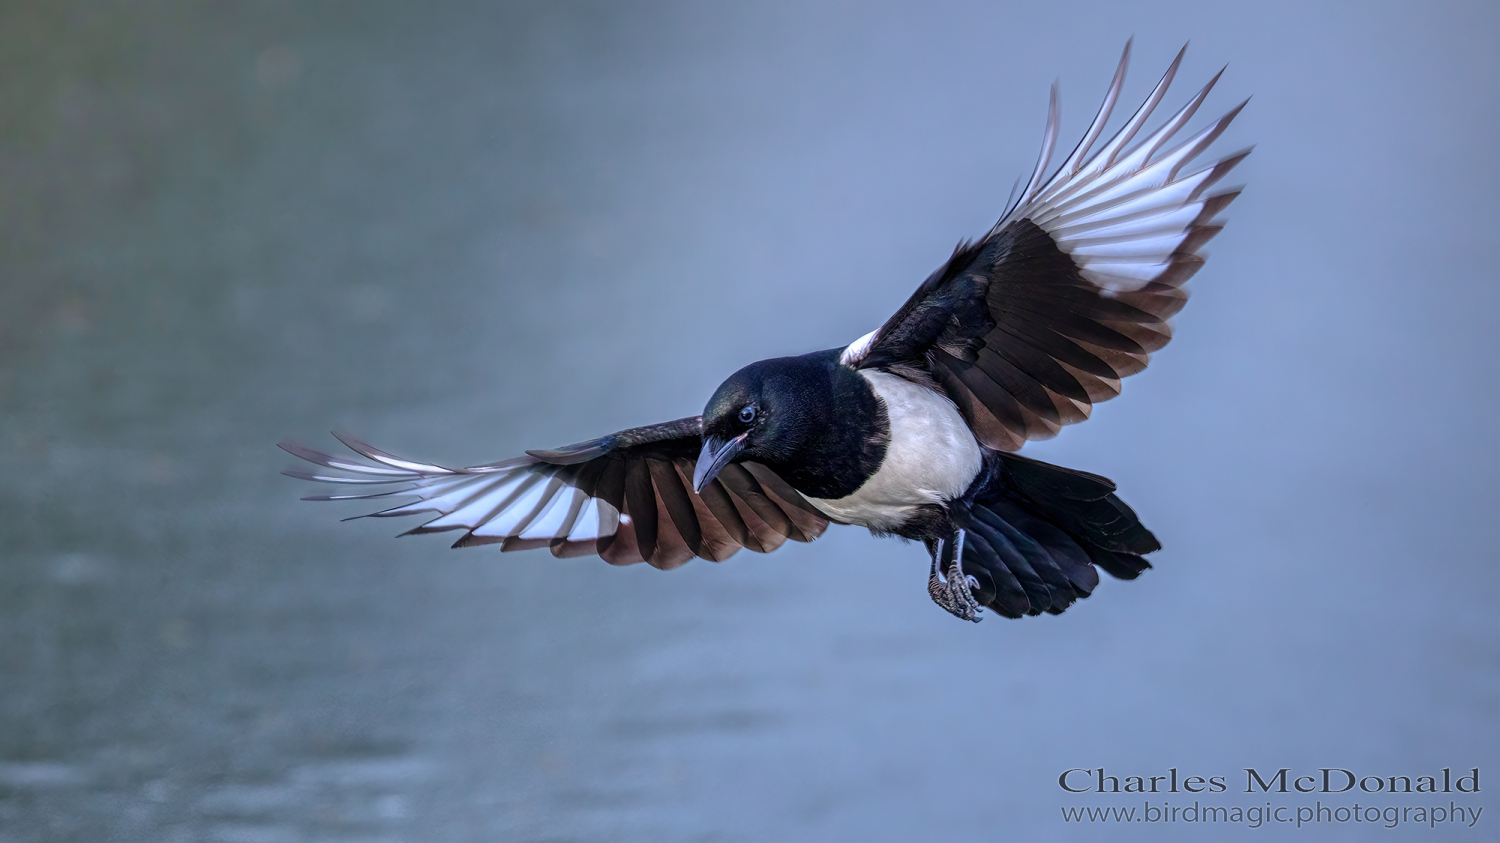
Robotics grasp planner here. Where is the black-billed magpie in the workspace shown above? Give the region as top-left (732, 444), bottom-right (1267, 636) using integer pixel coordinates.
top-left (283, 43), bottom-right (1249, 622)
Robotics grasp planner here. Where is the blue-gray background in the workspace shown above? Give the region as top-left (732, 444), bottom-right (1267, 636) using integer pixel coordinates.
top-left (1, 2), bottom-right (1495, 841)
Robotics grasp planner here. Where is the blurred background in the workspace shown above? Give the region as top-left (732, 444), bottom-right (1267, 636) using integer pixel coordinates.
top-left (1, 1), bottom-right (1495, 841)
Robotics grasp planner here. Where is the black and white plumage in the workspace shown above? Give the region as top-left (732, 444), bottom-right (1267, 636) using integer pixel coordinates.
top-left (283, 43), bottom-right (1248, 622)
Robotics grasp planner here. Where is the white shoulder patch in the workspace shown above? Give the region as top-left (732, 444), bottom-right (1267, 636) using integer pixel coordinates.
top-left (839, 330), bottom-right (878, 367)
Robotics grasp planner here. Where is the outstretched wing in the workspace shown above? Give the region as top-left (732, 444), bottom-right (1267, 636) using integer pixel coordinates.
top-left (280, 417), bottom-right (828, 570)
top-left (843, 42), bottom-right (1249, 450)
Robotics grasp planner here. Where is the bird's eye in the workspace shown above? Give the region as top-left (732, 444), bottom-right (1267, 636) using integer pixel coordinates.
top-left (738, 405), bottom-right (757, 424)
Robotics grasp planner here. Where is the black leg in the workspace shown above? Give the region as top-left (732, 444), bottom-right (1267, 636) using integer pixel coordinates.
top-left (926, 528), bottom-right (982, 622)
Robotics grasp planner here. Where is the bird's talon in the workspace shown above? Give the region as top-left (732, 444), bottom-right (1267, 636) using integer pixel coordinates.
top-left (927, 557), bottom-right (982, 622)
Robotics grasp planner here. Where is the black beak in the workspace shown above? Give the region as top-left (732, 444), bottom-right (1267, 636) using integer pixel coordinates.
top-left (692, 433), bottom-right (747, 493)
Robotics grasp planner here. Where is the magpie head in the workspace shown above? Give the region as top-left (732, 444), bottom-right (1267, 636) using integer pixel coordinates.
top-left (692, 356), bottom-right (826, 493)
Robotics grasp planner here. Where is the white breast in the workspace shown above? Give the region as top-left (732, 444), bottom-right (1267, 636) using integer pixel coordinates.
top-left (807, 370), bottom-right (984, 531)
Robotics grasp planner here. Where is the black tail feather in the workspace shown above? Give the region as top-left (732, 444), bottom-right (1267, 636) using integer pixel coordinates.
top-left (966, 508), bottom-right (1053, 615)
top-left (998, 452), bottom-right (1160, 554)
top-left (987, 497), bottom-right (1100, 595)
top-left (960, 516), bottom-right (1032, 618)
top-left (1084, 546), bottom-right (1153, 581)
top-left (955, 452), bottom-right (1158, 618)
top-left (973, 505), bottom-right (1079, 615)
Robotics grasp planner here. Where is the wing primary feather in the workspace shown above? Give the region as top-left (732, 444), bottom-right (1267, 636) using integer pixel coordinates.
top-left (1154, 98), bottom-right (1248, 184)
top-left (407, 471), bottom-right (542, 534)
top-left (1095, 66), bottom-right (1225, 187)
top-left (518, 485), bottom-right (585, 540)
top-left (331, 430), bottom-right (458, 474)
top-left (1090, 43), bottom-right (1186, 173)
top-left (282, 469), bottom-right (410, 485)
top-left (1016, 82), bottom-right (1062, 211)
top-left (1050, 39), bottom-right (1131, 184)
top-left (1077, 90), bottom-right (1241, 214)
top-left (1014, 44), bottom-right (1189, 227)
top-left (1192, 189), bottom-right (1241, 224)
top-left (277, 441), bottom-right (414, 476)
top-left (494, 474), bottom-right (565, 538)
top-left (1051, 197), bottom-right (1214, 242)
top-left (1042, 151), bottom-right (1247, 231)
top-left (1000, 175), bottom-right (1024, 224)
top-left (301, 483), bottom-right (462, 502)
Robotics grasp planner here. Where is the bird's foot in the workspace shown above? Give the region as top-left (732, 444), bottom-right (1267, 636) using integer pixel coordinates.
top-left (928, 559), bottom-right (983, 623)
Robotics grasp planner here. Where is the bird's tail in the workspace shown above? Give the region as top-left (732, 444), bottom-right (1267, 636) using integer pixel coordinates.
top-left (954, 452), bottom-right (1160, 618)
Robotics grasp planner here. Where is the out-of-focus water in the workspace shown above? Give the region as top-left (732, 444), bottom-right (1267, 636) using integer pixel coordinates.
top-left (1, 2), bottom-right (1495, 841)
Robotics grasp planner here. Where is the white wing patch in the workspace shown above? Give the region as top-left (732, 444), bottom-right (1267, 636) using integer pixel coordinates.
top-left (994, 41), bottom-right (1248, 293)
top-left (280, 434), bottom-right (620, 553)
top-left (565, 498), bottom-right (607, 542)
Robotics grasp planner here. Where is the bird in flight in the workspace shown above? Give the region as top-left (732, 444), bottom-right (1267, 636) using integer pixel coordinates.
top-left (282, 42), bottom-right (1248, 623)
